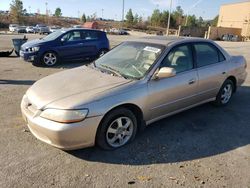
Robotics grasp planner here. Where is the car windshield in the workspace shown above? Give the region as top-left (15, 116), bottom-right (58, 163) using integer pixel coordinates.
top-left (42, 30), bottom-right (65, 41)
top-left (95, 42), bottom-right (165, 80)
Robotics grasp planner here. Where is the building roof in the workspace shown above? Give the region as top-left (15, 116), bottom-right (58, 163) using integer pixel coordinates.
top-left (221, 0), bottom-right (250, 6)
top-left (83, 22), bottom-right (98, 28)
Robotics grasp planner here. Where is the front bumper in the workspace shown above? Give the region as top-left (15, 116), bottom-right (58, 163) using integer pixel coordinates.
top-left (21, 98), bottom-right (103, 150)
top-left (20, 50), bottom-right (39, 62)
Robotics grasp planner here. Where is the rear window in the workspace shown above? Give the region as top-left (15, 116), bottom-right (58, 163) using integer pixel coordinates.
top-left (194, 43), bottom-right (225, 67)
top-left (82, 31), bottom-right (100, 40)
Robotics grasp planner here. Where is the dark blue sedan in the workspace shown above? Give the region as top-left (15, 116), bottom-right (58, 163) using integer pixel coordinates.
top-left (20, 28), bottom-right (110, 66)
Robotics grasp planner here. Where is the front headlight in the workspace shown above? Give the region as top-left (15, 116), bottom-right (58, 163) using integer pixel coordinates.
top-left (40, 109), bottom-right (88, 123)
top-left (27, 46), bottom-right (40, 53)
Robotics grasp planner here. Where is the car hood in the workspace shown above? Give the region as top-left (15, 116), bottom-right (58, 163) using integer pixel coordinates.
top-left (22, 39), bottom-right (50, 48)
top-left (26, 66), bottom-right (131, 109)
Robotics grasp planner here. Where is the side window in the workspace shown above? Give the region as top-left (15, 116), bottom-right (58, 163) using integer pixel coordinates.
top-left (219, 51), bottom-right (226, 62)
top-left (194, 43), bottom-right (224, 67)
top-left (62, 31), bottom-right (82, 42)
top-left (82, 31), bottom-right (99, 40)
top-left (161, 45), bottom-right (193, 73)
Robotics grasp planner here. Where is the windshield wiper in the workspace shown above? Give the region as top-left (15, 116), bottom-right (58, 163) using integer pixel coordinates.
top-left (99, 64), bottom-right (128, 79)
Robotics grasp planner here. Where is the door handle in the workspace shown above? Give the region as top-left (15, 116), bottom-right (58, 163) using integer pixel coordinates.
top-left (188, 79), bottom-right (196, 85)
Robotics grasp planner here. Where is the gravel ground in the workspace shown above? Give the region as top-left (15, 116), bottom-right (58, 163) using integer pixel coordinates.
top-left (0, 33), bottom-right (249, 188)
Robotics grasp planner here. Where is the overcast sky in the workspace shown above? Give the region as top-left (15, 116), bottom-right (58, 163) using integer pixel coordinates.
top-left (0, 0), bottom-right (243, 20)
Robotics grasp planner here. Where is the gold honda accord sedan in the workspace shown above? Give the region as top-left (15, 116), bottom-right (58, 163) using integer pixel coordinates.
top-left (21, 37), bottom-right (247, 150)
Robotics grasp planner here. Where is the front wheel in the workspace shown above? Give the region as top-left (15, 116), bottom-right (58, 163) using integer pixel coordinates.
top-left (41, 52), bottom-right (58, 66)
top-left (96, 108), bottom-right (137, 150)
top-left (213, 79), bottom-right (234, 106)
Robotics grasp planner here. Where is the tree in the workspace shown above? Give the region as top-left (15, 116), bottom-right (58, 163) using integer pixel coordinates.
top-left (151, 9), bottom-right (161, 26)
top-left (211, 15), bottom-right (219, 26)
top-left (172, 6), bottom-right (184, 26)
top-left (86, 16), bottom-right (91, 21)
top-left (9, 0), bottom-right (25, 23)
top-left (126, 9), bottom-right (134, 26)
top-left (160, 11), bottom-right (169, 27)
top-left (54, 7), bottom-right (62, 17)
top-left (134, 13), bottom-right (139, 24)
top-left (197, 16), bottom-right (204, 27)
top-left (81, 13), bottom-right (86, 23)
top-left (138, 16), bottom-right (143, 23)
top-left (186, 15), bottom-right (197, 27)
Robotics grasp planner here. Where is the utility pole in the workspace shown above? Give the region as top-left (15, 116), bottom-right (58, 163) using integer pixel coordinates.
top-left (166, 0), bottom-right (173, 36)
top-left (122, 0), bottom-right (125, 28)
top-left (101, 9), bottom-right (104, 20)
top-left (185, 13), bottom-right (188, 26)
top-left (45, 2), bottom-right (48, 15)
top-left (45, 2), bottom-right (48, 25)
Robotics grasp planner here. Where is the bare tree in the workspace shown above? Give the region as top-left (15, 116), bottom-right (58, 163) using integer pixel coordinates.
top-left (9, 0), bottom-right (25, 23)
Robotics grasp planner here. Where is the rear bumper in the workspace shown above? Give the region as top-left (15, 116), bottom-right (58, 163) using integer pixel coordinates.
top-left (21, 97), bottom-right (103, 150)
top-left (237, 71), bottom-right (247, 86)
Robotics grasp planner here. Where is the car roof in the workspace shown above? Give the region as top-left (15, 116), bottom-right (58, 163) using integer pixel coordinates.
top-left (63, 28), bottom-right (104, 33)
top-left (129, 36), bottom-right (214, 46)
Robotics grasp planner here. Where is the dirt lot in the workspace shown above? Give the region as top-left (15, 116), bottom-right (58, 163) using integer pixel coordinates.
top-left (0, 33), bottom-right (250, 188)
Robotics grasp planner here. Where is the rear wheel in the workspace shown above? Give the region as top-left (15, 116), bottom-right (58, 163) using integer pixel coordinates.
top-left (42, 52), bottom-right (58, 66)
top-left (98, 49), bottom-right (108, 58)
top-left (213, 79), bottom-right (234, 106)
top-left (96, 108), bottom-right (137, 150)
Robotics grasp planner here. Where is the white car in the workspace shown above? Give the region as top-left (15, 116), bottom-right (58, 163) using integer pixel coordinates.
top-left (26, 26), bottom-right (35, 33)
top-left (49, 26), bottom-right (61, 33)
top-left (9, 24), bottom-right (19, 32)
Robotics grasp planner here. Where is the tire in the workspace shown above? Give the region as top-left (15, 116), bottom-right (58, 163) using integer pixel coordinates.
top-left (41, 51), bottom-right (58, 67)
top-left (98, 49), bottom-right (108, 58)
top-left (213, 79), bottom-right (234, 106)
top-left (96, 108), bottom-right (138, 150)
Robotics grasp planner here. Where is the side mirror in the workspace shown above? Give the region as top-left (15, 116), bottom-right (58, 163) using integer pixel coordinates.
top-left (154, 67), bottom-right (176, 80)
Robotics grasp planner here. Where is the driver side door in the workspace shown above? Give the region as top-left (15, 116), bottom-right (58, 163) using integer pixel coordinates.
top-left (147, 44), bottom-right (199, 121)
top-left (57, 30), bottom-right (84, 61)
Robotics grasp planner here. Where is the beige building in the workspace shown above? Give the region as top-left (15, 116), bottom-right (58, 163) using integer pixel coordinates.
top-left (218, 1), bottom-right (250, 37)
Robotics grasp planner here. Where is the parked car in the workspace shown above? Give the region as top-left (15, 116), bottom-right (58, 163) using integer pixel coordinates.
top-left (16, 26), bottom-right (27, 33)
top-left (109, 28), bottom-right (128, 35)
top-left (39, 26), bottom-right (51, 35)
top-left (9, 24), bottom-right (18, 32)
top-left (49, 26), bottom-right (61, 33)
top-left (222, 34), bottom-right (239, 42)
top-left (21, 37), bottom-right (247, 150)
top-left (73, 25), bottom-right (82, 28)
top-left (33, 24), bottom-right (50, 34)
top-left (26, 26), bottom-right (35, 33)
top-left (20, 28), bottom-right (110, 66)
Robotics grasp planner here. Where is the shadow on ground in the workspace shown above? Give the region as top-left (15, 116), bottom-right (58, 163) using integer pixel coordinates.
top-left (33, 59), bottom-right (92, 69)
top-left (69, 86), bottom-right (250, 165)
top-left (0, 79), bottom-right (35, 85)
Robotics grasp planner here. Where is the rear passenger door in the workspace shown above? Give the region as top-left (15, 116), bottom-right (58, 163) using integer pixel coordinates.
top-left (193, 42), bottom-right (227, 101)
top-left (81, 30), bottom-right (100, 58)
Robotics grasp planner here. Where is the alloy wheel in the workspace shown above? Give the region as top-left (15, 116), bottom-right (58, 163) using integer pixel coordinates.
top-left (106, 117), bottom-right (134, 148)
top-left (43, 52), bottom-right (57, 66)
top-left (221, 83), bottom-right (233, 104)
